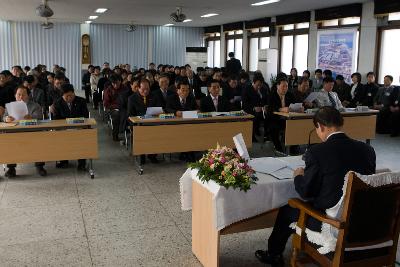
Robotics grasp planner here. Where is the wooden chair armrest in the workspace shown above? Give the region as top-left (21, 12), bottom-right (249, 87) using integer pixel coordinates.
top-left (288, 198), bottom-right (344, 229)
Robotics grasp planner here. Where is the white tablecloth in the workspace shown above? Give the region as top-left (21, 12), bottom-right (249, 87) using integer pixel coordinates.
top-left (180, 157), bottom-right (299, 231)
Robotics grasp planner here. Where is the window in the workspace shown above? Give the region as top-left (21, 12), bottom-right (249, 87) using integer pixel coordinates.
top-left (388, 12), bottom-right (400, 21)
top-left (279, 23), bottom-right (309, 73)
top-left (341, 17), bottom-right (361, 25)
top-left (248, 27), bottom-right (271, 71)
top-left (320, 17), bottom-right (361, 27)
top-left (206, 33), bottom-right (221, 67)
top-left (378, 29), bottom-right (400, 85)
top-left (225, 30), bottom-right (243, 64)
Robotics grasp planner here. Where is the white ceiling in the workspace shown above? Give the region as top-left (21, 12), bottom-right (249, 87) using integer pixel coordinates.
top-left (0, 0), bottom-right (370, 27)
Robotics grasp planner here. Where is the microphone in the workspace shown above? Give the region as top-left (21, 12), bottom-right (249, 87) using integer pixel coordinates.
top-left (302, 128), bottom-right (316, 160)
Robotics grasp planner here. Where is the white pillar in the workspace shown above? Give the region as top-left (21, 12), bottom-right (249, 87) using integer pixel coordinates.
top-left (269, 17), bottom-right (279, 49)
top-left (358, 1), bottom-right (377, 82)
top-left (307, 11), bottom-right (318, 72)
top-left (220, 25), bottom-right (225, 67)
top-left (242, 24), bottom-right (248, 71)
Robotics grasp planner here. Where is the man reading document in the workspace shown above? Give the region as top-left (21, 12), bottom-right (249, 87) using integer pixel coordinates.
top-left (255, 107), bottom-right (376, 266)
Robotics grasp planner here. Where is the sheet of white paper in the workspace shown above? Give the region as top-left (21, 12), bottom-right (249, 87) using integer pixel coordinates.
top-left (182, 111), bottom-right (198, 119)
top-left (304, 92), bottom-right (320, 103)
top-left (249, 157), bottom-right (287, 174)
top-left (289, 103), bottom-right (303, 112)
top-left (5, 101), bottom-right (28, 120)
top-left (270, 167), bottom-right (294, 180)
top-left (200, 87), bottom-right (208, 95)
top-left (233, 96), bottom-right (242, 101)
top-left (278, 156), bottom-right (305, 170)
top-left (145, 107), bottom-right (163, 116)
top-left (233, 133), bottom-right (250, 161)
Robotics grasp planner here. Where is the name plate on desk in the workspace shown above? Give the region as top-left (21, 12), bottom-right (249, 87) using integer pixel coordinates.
top-left (66, 117), bottom-right (85, 124)
top-left (18, 119), bottom-right (38, 126)
top-left (229, 111), bottom-right (246, 117)
top-left (198, 112), bottom-right (212, 118)
top-left (159, 113), bottom-right (175, 119)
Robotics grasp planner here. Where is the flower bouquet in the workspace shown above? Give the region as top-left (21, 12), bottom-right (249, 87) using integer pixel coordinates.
top-left (189, 145), bottom-right (257, 192)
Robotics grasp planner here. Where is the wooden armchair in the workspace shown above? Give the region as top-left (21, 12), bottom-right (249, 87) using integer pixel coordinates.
top-left (288, 172), bottom-right (400, 267)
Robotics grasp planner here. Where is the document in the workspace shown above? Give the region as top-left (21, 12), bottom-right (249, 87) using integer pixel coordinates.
top-left (277, 156), bottom-right (305, 170)
top-left (269, 167), bottom-right (294, 180)
top-left (248, 157), bottom-right (287, 174)
top-left (304, 92), bottom-right (320, 103)
top-left (289, 103), bottom-right (303, 112)
top-left (182, 111), bottom-right (198, 119)
top-left (5, 101), bottom-right (28, 120)
top-left (200, 87), bottom-right (208, 95)
top-left (233, 133), bottom-right (250, 161)
top-left (145, 107), bottom-right (163, 116)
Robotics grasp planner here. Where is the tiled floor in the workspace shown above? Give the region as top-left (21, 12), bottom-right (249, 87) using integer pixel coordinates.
top-left (0, 112), bottom-right (399, 267)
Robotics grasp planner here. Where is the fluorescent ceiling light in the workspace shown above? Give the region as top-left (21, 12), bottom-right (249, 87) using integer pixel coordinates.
top-left (95, 8), bottom-right (108, 13)
top-left (201, 13), bottom-right (219, 18)
top-left (89, 16), bottom-right (98, 20)
top-left (164, 23), bottom-right (174, 26)
top-left (251, 0), bottom-right (280, 6)
top-left (183, 19), bottom-right (192, 22)
top-left (85, 21), bottom-right (92, 24)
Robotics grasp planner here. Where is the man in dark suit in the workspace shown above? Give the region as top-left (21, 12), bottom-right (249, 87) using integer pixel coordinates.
top-left (53, 84), bottom-right (89, 171)
top-left (165, 80), bottom-right (197, 117)
top-left (267, 77), bottom-right (300, 152)
top-left (200, 80), bottom-right (231, 113)
top-left (226, 52), bottom-right (242, 76)
top-left (362, 72), bottom-right (379, 108)
top-left (151, 74), bottom-right (175, 111)
top-left (333, 75), bottom-right (351, 103)
top-left (242, 76), bottom-right (269, 142)
top-left (222, 76), bottom-right (242, 111)
top-left (127, 78), bottom-right (160, 164)
top-left (255, 107), bottom-right (376, 266)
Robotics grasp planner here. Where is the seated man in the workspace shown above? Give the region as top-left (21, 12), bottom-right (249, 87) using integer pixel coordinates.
top-left (53, 84), bottom-right (89, 171)
top-left (222, 76), bottom-right (242, 111)
top-left (200, 79), bottom-right (231, 113)
top-left (374, 75), bottom-right (396, 134)
top-left (388, 86), bottom-right (400, 137)
top-left (267, 77), bottom-right (301, 152)
top-left (165, 80), bottom-right (197, 117)
top-left (314, 77), bottom-right (343, 109)
top-left (23, 75), bottom-right (46, 111)
top-left (332, 75), bottom-right (351, 103)
top-left (242, 76), bottom-right (269, 142)
top-left (293, 77), bottom-right (310, 104)
top-left (362, 72), bottom-right (379, 108)
top-left (151, 74), bottom-right (175, 111)
top-left (255, 107), bottom-right (376, 266)
top-left (3, 86), bottom-right (47, 177)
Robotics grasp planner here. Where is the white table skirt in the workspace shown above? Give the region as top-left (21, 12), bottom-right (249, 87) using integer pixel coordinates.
top-left (180, 159), bottom-right (299, 231)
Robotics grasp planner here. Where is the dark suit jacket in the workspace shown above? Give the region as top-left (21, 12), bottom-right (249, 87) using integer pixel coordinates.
top-left (241, 85), bottom-right (268, 115)
top-left (349, 83), bottom-right (365, 107)
top-left (267, 91), bottom-right (296, 114)
top-left (361, 83), bottom-right (379, 107)
top-left (199, 95), bottom-right (231, 112)
top-left (294, 133), bottom-right (376, 211)
top-left (151, 89), bottom-right (175, 110)
top-left (333, 82), bottom-right (351, 102)
top-left (53, 96), bottom-right (89, 119)
top-left (165, 94), bottom-right (197, 115)
top-left (226, 58), bottom-right (242, 76)
top-left (127, 93), bottom-right (156, 117)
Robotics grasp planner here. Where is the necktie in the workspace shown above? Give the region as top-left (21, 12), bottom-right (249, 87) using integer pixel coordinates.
top-left (162, 90), bottom-right (167, 100)
top-left (213, 97), bottom-right (218, 111)
top-left (181, 99), bottom-right (185, 108)
top-left (67, 103), bottom-right (72, 111)
top-left (280, 95), bottom-right (285, 108)
top-left (143, 96), bottom-right (147, 105)
top-left (328, 92), bottom-right (336, 108)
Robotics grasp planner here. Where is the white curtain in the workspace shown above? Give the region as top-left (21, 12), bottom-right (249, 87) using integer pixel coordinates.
top-left (150, 26), bottom-right (204, 66)
top-left (90, 24), bottom-right (149, 69)
top-left (13, 21), bottom-right (81, 89)
top-left (0, 20), bottom-right (14, 71)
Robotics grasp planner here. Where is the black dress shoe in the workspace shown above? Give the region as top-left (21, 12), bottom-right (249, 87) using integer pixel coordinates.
top-left (56, 161), bottom-right (69, 169)
top-left (255, 250), bottom-right (284, 266)
top-left (36, 167), bottom-right (47, 176)
top-left (5, 167), bottom-right (16, 178)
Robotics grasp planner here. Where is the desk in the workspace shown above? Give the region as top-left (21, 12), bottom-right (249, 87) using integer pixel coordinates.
top-left (0, 119), bottom-right (98, 178)
top-left (129, 115), bottom-right (254, 174)
top-left (180, 157), bottom-right (299, 267)
top-left (274, 110), bottom-right (378, 150)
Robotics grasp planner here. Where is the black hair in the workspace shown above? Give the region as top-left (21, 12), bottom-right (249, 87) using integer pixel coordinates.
top-left (298, 76), bottom-right (309, 84)
top-left (228, 52), bottom-right (234, 57)
top-left (313, 106), bottom-right (344, 128)
top-left (23, 75), bottom-right (35, 84)
top-left (303, 70), bottom-right (311, 77)
top-left (109, 74), bottom-right (122, 83)
top-left (24, 66), bottom-right (31, 72)
top-left (351, 72), bottom-right (361, 83)
top-left (366, 72), bottom-right (375, 77)
top-left (139, 78), bottom-right (150, 87)
top-left (336, 75), bottom-right (344, 81)
top-left (384, 75), bottom-right (393, 82)
top-left (54, 73), bottom-right (65, 81)
top-left (315, 69), bottom-right (322, 74)
top-left (239, 72), bottom-right (249, 81)
top-left (207, 79), bottom-right (220, 87)
top-left (323, 76), bottom-right (335, 83)
top-left (0, 70), bottom-right (12, 76)
top-left (61, 83), bottom-right (74, 94)
top-left (94, 66), bottom-right (101, 71)
top-left (323, 69), bottom-right (332, 77)
top-left (47, 72), bottom-right (55, 78)
top-left (177, 79), bottom-right (190, 89)
top-left (276, 77), bottom-right (288, 85)
top-left (88, 65), bottom-right (94, 69)
top-left (159, 74), bottom-right (170, 80)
